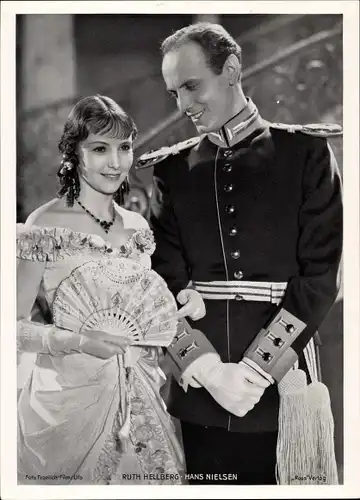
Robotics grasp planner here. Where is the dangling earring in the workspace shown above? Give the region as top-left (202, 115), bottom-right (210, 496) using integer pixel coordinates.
top-left (122, 176), bottom-right (130, 196)
top-left (114, 176), bottom-right (130, 206)
top-left (69, 170), bottom-right (80, 205)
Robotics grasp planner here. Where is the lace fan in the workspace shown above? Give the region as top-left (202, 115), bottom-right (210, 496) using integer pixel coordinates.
top-left (52, 257), bottom-right (178, 346)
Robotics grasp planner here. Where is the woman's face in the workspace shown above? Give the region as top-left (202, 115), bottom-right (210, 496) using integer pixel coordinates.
top-left (77, 132), bottom-right (134, 195)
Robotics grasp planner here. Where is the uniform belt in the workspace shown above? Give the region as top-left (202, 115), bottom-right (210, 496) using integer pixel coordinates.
top-left (193, 280), bottom-right (288, 305)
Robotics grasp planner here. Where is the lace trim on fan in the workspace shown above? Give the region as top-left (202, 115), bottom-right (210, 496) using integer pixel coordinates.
top-left (16, 224), bottom-right (156, 262)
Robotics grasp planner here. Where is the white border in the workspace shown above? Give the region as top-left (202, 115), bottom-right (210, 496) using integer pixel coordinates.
top-left (1, 1), bottom-right (359, 499)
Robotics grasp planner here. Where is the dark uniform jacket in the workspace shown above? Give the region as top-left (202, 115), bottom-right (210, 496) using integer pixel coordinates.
top-left (146, 119), bottom-right (343, 433)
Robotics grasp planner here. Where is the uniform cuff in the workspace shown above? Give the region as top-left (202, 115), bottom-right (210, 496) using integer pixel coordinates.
top-left (166, 319), bottom-right (219, 388)
top-left (243, 308), bottom-right (305, 382)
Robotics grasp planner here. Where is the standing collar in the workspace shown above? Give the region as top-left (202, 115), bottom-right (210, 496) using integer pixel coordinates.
top-left (207, 98), bottom-right (263, 148)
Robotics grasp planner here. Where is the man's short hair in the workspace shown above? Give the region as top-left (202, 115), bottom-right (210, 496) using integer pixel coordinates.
top-left (161, 22), bottom-right (242, 75)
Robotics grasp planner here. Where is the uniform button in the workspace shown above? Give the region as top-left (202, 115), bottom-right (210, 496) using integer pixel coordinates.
top-left (224, 183), bottom-right (234, 193)
top-left (231, 250), bottom-right (240, 259)
top-left (223, 150), bottom-right (233, 158)
top-left (235, 294), bottom-right (244, 301)
top-left (229, 226), bottom-right (237, 236)
top-left (273, 337), bottom-right (284, 347)
top-left (225, 204), bottom-right (236, 215)
top-left (234, 270), bottom-right (243, 279)
top-left (286, 324), bottom-right (295, 333)
top-left (222, 164), bottom-right (232, 173)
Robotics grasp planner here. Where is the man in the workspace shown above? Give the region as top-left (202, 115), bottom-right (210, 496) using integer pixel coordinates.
top-left (135, 22), bottom-right (342, 485)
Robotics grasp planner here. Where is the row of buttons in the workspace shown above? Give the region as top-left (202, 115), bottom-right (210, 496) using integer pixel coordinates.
top-left (222, 152), bottom-right (243, 281)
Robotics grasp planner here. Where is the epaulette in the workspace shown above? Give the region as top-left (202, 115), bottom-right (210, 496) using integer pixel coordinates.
top-left (135, 135), bottom-right (202, 170)
top-left (270, 122), bottom-right (342, 138)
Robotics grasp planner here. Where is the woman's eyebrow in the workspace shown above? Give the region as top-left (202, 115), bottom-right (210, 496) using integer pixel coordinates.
top-left (86, 140), bottom-right (109, 145)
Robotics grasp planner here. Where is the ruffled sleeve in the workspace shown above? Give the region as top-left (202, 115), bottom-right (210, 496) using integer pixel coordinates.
top-left (16, 225), bottom-right (62, 262)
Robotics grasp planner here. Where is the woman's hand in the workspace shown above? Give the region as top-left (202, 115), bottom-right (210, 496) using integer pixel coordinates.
top-left (175, 289), bottom-right (206, 321)
top-left (79, 330), bottom-right (132, 360)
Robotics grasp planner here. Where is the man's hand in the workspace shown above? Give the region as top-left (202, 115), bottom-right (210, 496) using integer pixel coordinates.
top-left (193, 357), bottom-right (271, 417)
top-left (175, 289), bottom-right (206, 321)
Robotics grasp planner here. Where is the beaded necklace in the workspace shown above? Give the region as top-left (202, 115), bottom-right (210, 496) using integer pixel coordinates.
top-left (76, 200), bottom-right (116, 234)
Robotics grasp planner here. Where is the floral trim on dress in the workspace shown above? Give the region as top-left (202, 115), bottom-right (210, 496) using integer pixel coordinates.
top-left (92, 349), bottom-right (184, 485)
top-left (91, 408), bottom-right (124, 485)
top-left (16, 224), bottom-right (156, 262)
top-left (127, 375), bottom-right (184, 484)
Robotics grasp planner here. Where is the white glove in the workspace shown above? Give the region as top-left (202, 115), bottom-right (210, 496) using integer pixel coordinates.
top-left (185, 355), bottom-right (271, 417)
top-left (175, 289), bottom-right (206, 321)
top-left (17, 320), bottom-right (130, 360)
top-left (241, 356), bottom-right (274, 384)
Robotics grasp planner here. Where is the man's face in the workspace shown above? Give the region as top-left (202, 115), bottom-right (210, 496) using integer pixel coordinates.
top-left (162, 41), bottom-right (234, 133)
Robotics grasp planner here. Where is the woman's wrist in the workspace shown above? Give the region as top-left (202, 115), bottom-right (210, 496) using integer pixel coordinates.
top-left (17, 319), bottom-right (81, 356)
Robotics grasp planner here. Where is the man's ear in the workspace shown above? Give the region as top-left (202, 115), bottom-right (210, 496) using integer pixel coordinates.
top-left (222, 54), bottom-right (241, 86)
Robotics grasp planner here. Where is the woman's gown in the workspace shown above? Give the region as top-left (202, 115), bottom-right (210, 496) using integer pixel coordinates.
top-left (16, 221), bottom-right (185, 485)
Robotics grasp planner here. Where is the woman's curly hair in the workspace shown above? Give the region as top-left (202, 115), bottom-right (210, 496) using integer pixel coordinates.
top-left (57, 95), bottom-right (138, 206)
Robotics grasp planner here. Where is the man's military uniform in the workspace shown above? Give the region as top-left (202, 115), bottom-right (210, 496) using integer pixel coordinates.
top-left (135, 98), bottom-right (343, 484)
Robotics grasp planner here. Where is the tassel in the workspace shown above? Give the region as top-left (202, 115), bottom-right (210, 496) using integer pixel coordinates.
top-left (116, 356), bottom-right (133, 453)
top-left (276, 369), bottom-right (339, 485)
top-left (306, 382), bottom-right (339, 484)
top-left (276, 369), bottom-right (313, 485)
top-left (117, 402), bottom-right (131, 452)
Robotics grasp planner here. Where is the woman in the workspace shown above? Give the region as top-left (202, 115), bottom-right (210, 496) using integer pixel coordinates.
top-left (16, 95), bottom-right (195, 485)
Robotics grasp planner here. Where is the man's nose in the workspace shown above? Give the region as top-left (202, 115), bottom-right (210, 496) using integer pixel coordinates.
top-left (177, 90), bottom-right (193, 115)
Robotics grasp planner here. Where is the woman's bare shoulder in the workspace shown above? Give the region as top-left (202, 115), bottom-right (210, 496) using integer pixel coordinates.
top-left (25, 198), bottom-right (77, 228)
